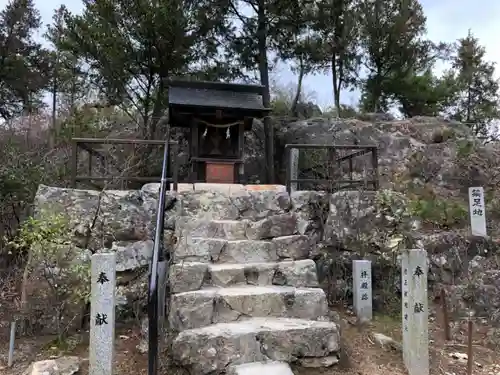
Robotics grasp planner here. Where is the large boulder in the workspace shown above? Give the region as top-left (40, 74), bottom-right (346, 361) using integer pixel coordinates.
top-left (23, 356), bottom-right (80, 375)
top-left (33, 185), bottom-right (162, 250)
top-left (27, 185), bottom-right (173, 327)
top-left (318, 189), bottom-right (500, 321)
top-left (322, 189), bottom-right (417, 254)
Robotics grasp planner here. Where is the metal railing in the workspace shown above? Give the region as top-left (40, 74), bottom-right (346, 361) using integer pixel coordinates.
top-left (147, 140), bottom-right (171, 375)
top-left (285, 144), bottom-right (379, 193)
top-left (71, 137), bottom-right (179, 190)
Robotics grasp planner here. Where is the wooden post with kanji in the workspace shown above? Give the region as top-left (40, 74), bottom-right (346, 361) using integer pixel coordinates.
top-left (401, 249), bottom-right (429, 375)
top-left (352, 260), bottom-right (372, 322)
top-left (468, 187), bottom-right (487, 237)
top-left (90, 253), bottom-right (116, 375)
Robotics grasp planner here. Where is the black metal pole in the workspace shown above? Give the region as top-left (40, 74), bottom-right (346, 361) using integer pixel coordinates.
top-left (148, 139), bottom-right (170, 375)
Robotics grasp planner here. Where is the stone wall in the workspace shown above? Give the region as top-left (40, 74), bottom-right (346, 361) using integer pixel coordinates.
top-left (30, 184), bottom-right (326, 331)
top-left (27, 183), bottom-right (500, 335)
top-left (318, 189), bottom-right (500, 323)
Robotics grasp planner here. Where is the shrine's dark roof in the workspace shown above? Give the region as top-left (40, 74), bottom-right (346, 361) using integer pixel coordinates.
top-left (168, 80), bottom-right (270, 112)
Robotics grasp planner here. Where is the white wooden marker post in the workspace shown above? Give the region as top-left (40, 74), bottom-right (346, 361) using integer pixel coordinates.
top-left (402, 249), bottom-right (429, 375)
top-left (352, 260), bottom-right (373, 322)
top-left (90, 253), bottom-right (116, 375)
top-left (290, 148), bottom-right (299, 192)
top-left (468, 187), bottom-right (487, 237)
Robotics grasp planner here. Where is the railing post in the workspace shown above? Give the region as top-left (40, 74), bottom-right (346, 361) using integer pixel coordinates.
top-left (327, 147), bottom-right (336, 192)
top-left (371, 147), bottom-right (379, 190)
top-left (71, 139), bottom-right (78, 188)
top-left (285, 146), bottom-right (291, 194)
top-left (172, 144), bottom-right (179, 192)
top-left (165, 142), bottom-right (171, 193)
top-left (87, 150), bottom-right (92, 178)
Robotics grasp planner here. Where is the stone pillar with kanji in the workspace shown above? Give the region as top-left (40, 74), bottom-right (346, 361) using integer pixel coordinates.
top-left (468, 187), bottom-right (487, 237)
top-left (352, 260), bottom-right (372, 322)
top-left (401, 249), bottom-right (429, 375)
top-left (90, 253), bottom-right (116, 375)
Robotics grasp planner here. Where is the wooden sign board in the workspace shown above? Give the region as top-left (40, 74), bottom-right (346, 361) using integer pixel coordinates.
top-left (206, 162), bottom-right (235, 183)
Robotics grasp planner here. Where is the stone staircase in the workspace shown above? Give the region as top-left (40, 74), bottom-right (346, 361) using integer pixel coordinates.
top-left (168, 190), bottom-right (341, 374)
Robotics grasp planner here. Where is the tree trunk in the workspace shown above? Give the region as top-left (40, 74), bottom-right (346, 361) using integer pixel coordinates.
top-left (69, 57), bottom-right (78, 114)
top-left (148, 80), bottom-right (168, 140)
top-left (373, 71), bottom-right (382, 112)
top-left (466, 82), bottom-right (472, 123)
top-left (291, 62), bottom-right (304, 117)
top-left (257, 0), bottom-right (274, 184)
top-left (133, 78), bottom-right (169, 186)
top-left (332, 54), bottom-right (341, 115)
top-left (50, 76), bottom-right (57, 149)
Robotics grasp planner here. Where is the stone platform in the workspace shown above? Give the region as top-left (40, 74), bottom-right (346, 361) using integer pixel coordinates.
top-left (32, 182), bottom-right (340, 373)
top-left (155, 182), bottom-right (287, 194)
top-left (167, 184), bottom-right (340, 374)
top-left (227, 361), bottom-right (295, 375)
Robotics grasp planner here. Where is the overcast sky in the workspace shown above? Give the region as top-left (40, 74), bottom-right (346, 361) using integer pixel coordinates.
top-left (4, 0), bottom-right (500, 110)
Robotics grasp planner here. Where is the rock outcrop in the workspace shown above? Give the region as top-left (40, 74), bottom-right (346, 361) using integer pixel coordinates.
top-left (274, 116), bottom-right (500, 197)
top-left (30, 176), bottom-right (500, 335)
top-left (273, 115), bottom-right (500, 322)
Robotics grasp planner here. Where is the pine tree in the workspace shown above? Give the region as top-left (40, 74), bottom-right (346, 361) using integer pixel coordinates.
top-left (273, 0), bottom-right (320, 116)
top-left (56, 0), bottom-right (232, 137)
top-left (46, 6), bottom-right (91, 117)
top-left (312, 0), bottom-right (360, 114)
top-left (227, 0), bottom-right (287, 181)
top-left (227, 0), bottom-right (311, 180)
top-left (390, 69), bottom-right (455, 117)
top-left (358, 0), bottom-right (430, 112)
top-left (444, 30), bottom-right (500, 138)
top-left (0, 0), bottom-right (50, 119)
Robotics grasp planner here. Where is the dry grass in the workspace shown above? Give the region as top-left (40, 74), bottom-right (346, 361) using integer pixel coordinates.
top-left (294, 306), bottom-right (500, 375)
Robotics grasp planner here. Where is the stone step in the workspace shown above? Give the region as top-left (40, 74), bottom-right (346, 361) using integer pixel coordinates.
top-left (176, 185), bottom-right (291, 221)
top-left (209, 259), bottom-right (318, 289)
top-left (175, 217), bottom-right (248, 241)
top-left (142, 182), bottom-right (286, 195)
top-left (175, 213), bottom-right (299, 241)
top-left (227, 361), bottom-right (294, 375)
top-left (172, 317), bottom-right (340, 375)
top-left (169, 286), bottom-right (328, 331)
top-left (170, 259), bottom-right (319, 293)
top-left (174, 235), bottom-right (310, 263)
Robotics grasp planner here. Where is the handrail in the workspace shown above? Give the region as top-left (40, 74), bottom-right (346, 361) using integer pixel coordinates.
top-left (284, 143), bottom-right (378, 149)
top-left (285, 143), bottom-right (379, 193)
top-left (71, 137), bottom-right (179, 189)
top-left (147, 139), bottom-right (170, 375)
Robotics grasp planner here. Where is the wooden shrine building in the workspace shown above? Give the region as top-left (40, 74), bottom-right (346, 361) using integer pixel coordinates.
top-left (168, 80), bottom-right (270, 184)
